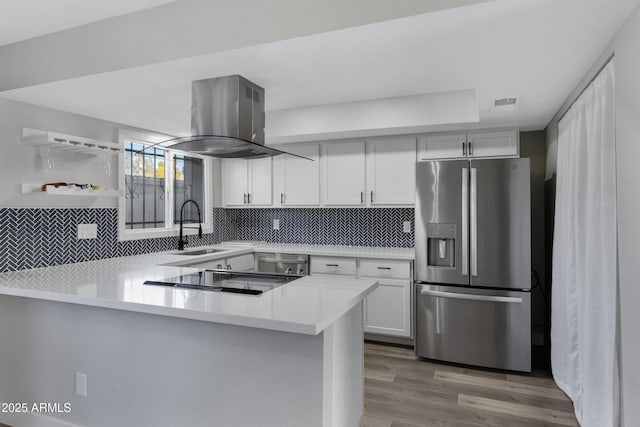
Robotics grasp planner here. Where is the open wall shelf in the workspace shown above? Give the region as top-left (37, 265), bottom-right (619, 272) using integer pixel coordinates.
top-left (21, 184), bottom-right (120, 197)
top-left (21, 128), bottom-right (122, 156)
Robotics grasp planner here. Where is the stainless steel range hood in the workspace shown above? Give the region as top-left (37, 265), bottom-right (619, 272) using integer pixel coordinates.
top-left (156, 75), bottom-right (307, 159)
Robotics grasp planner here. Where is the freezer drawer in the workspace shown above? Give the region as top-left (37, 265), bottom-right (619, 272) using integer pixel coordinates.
top-left (415, 283), bottom-right (531, 372)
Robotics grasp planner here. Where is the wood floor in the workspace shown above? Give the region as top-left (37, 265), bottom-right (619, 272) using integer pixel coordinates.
top-left (362, 342), bottom-right (578, 427)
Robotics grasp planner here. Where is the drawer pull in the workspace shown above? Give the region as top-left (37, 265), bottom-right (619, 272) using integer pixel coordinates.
top-left (377, 267), bottom-right (392, 270)
top-left (325, 264), bottom-right (339, 267)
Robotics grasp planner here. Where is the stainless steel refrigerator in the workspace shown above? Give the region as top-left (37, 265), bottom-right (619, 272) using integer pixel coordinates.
top-left (415, 158), bottom-right (531, 372)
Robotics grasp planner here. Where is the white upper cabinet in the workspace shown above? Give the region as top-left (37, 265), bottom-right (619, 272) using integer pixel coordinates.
top-left (321, 140), bottom-right (366, 205)
top-left (280, 144), bottom-right (320, 206)
top-left (466, 130), bottom-right (519, 158)
top-left (248, 157), bottom-right (273, 206)
top-left (366, 137), bottom-right (416, 205)
top-left (417, 133), bottom-right (467, 160)
top-left (222, 158), bottom-right (272, 206)
top-left (418, 130), bottom-right (519, 161)
top-left (221, 129), bottom-right (519, 208)
top-left (222, 159), bottom-right (249, 206)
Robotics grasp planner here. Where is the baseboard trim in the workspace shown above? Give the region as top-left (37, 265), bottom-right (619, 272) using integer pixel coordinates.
top-left (365, 333), bottom-right (414, 347)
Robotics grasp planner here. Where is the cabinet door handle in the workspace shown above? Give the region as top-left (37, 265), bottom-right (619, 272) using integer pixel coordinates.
top-left (377, 266), bottom-right (391, 270)
top-left (462, 142), bottom-right (467, 156)
top-left (243, 193), bottom-right (247, 204)
top-left (468, 141), bottom-right (473, 156)
top-left (281, 193), bottom-right (285, 204)
top-left (326, 264), bottom-right (339, 267)
top-left (361, 191), bottom-right (364, 204)
top-left (371, 190), bottom-right (374, 203)
top-left (248, 193), bottom-right (252, 204)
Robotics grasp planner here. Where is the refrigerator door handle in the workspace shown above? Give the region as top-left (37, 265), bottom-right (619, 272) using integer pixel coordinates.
top-left (462, 168), bottom-right (469, 276)
top-left (470, 167), bottom-right (478, 277)
top-left (420, 289), bottom-right (522, 304)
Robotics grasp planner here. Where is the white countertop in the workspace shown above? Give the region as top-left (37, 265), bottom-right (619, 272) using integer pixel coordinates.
top-left (156, 241), bottom-right (415, 266)
top-left (250, 243), bottom-right (414, 260)
top-left (0, 250), bottom-right (380, 335)
top-left (160, 242), bottom-right (415, 266)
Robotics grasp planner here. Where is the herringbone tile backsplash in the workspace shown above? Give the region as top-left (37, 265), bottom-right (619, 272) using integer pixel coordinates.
top-left (216, 208), bottom-right (414, 247)
top-left (0, 207), bottom-right (414, 273)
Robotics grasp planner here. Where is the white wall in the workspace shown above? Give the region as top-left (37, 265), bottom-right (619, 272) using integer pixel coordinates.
top-left (0, 97), bottom-right (163, 208)
top-left (0, 95), bottom-right (225, 210)
top-left (266, 89), bottom-right (478, 144)
top-left (611, 5), bottom-right (640, 426)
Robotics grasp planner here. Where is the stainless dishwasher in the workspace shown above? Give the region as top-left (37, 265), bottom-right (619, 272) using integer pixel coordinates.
top-left (254, 252), bottom-right (308, 275)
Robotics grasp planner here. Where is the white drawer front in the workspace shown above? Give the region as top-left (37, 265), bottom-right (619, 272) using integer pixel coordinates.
top-left (310, 256), bottom-right (357, 276)
top-left (359, 259), bottom-right (411, 279)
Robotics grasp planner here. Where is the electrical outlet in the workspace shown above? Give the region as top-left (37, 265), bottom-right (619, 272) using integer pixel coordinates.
top-left (403, 221), bottom-right (412, 233)
top-left (75, 372), bottom-right (87, 397)
top-left (77, 224), bottom-right (97, 240)
top-left (273, 219), bottom-right (280, 230)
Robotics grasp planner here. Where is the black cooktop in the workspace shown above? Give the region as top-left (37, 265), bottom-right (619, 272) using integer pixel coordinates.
top-left (143, 270), bottom-right (301, 295)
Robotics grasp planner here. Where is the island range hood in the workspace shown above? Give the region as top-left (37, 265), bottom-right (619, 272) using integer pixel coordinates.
top-left (153, 75), bottom-right (308, 159)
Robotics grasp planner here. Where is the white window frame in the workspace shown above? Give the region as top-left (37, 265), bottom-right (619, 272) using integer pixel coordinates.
top-left (118, 129), bottom-right (213, 242)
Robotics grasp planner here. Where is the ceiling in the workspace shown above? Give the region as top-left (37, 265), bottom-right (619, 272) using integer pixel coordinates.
top-left (0, 0), bottom-right (638, 141)
top-left (0, 0), bottom-right (174, 46)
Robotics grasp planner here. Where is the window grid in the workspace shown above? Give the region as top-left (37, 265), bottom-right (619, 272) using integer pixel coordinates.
top-left (124, 141), bottom-right (166, 230)
top-left (173, 154), bottom-right (204, 225)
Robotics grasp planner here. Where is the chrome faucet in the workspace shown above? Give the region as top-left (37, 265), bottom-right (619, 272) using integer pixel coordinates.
top-left (178, 199), bottom-right (203, 250)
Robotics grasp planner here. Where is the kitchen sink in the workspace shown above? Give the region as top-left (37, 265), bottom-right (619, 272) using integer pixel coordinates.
top-left (173, 248), bottom-right (228, 256)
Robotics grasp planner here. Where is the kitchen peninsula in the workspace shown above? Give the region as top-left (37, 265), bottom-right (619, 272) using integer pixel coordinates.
top-left (0, 248), bottom-right (378, 427)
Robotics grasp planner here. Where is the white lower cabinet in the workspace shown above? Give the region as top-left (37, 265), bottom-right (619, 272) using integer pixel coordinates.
top-left (310, 255), bottom-right (413, 339)
top-left (363, 279), bottom-right (411, 337)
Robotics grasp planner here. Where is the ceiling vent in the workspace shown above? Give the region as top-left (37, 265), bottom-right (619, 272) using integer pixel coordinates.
top-left (494, 97), bottom-right (517, 107)
top-left (491, 97), bottom-right (518, 112)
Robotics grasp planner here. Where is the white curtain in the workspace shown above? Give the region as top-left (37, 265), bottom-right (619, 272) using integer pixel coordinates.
top-left (552, 60), bottom-right (618, 427)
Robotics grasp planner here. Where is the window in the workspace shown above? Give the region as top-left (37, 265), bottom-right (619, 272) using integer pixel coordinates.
top-left (118, 130), bottom-right (212, 240)
top-left (124, 141), bottom-right (166, 230)
top-left (173, 154), bottom-right (204, 225)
